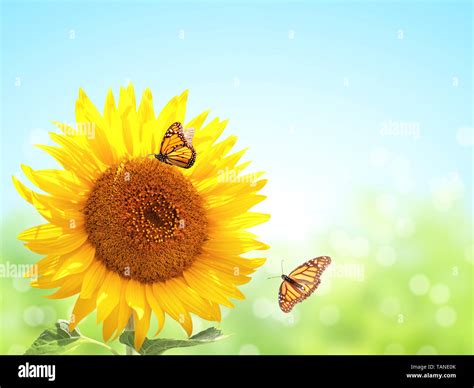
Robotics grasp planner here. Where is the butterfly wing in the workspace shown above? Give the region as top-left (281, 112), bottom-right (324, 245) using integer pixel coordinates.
top-left (279, 281), bottom-right (305, 313)
top-left (164, 147), bottom-right (196, 168)
top-left (182, 127), bottom-right (195, 145)
top-left (159, 122), bottom-right (196, 168)
top-left (278, 256), bottom-right (331, 313)
top-left (160, 122), bottom-right (185, 153)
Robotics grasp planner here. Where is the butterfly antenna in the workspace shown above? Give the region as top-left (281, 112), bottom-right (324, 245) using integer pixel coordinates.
top-left (267, 260), bottom-right (285, 280)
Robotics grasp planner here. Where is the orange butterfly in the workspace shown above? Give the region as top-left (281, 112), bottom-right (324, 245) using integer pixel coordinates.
top-left (276, 256), bottom-right (331, 313)
top-left (150, 122), bottom-right (196, 168)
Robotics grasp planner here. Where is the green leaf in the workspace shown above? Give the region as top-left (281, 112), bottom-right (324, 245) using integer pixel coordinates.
top-left (119, 327), bottom-right (227, 355)
top-left (24, 319), bottom-right (86, 355)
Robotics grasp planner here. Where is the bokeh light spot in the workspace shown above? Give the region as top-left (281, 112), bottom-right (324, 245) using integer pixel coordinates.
top-left (23, 306), bottom-right (45, 327)
top-left (435, 306), bottom-right (457, 327)
top-left (409, 274), bottom-right (430, 295)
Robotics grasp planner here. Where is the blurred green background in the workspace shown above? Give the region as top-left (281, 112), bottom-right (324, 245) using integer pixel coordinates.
top-left (1, 188), bottom-right (472, 355)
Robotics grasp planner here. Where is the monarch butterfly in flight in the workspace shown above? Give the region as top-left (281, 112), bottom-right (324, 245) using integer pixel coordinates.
top-left (149, 122), bottom-right (196, 169)
top-left (271, 256), bottom-right (331, 313)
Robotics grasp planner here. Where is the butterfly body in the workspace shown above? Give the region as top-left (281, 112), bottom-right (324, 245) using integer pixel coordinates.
top-left (152, 122), bottom-right (196, 169)
top-left (278, 256), bottom-right (331, 313)
top-left (153, 153), bottom-right (168, 163)
top-left (281, 274), bottom-right (305, 291)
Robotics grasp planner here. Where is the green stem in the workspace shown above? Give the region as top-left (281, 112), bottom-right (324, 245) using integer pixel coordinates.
top-left (125, 316), bottom-right (135, 355)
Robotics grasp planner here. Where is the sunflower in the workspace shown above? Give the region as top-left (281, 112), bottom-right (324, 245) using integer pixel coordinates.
top-left (13, 84), bottom-right (269, 350)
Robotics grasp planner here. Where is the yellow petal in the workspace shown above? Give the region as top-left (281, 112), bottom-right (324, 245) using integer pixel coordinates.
top-left (226, 212), bottom-right (271, 229)
top-left (26, 255), bottom-right (59, 278)
top-left (112, 286), bottom-right (132, 341)
top-left (18, 224), bottom-right (63, 241)
top-left (118, 86), bottom-right (140, 157)
top-left (44, 273), bottom-right (83, 299)
top-left (202, 228), bottom-right (269, 257)
top-left (30, 273), bottom-right (63, 289)
top-left (166, 278), bottom-right (221, 321)
top-left (206, 193), bottom-right (266, 218)
top-left (133, 304), bottom-right (151, 351)
top-left (125, 83), bottom-right (137, 111)
top-left (80, 261), bottom-right (107, 299)
top-left (103, 91), bottom-right (127, 160)
top-left (152, 282), bottom-right (193, 336)
top-left (194, 117), bottom-right (228, 146)
top-left (48, 130), bottom-right (104, 180)
top-left (75, 89), bottom-right (115, 165)
top-left (175, 89), bottom-right (189, 124)
top-left (125, 279), bottom-right (146, 320)
top-left (12, 176), bottom-right (84, 230)
top-left (103, 88), bottom-right (117, 125)
top-left (137, 88), bottom-right (156, 126)
top-left (21, 164), bottom-right (84, 200)
top-left (96, 272), bottom-right (122, 322)
top-left (183, 269), bottom-right (234, 308)
top-left (187, 266), bottom-right (245, 300)
top-left (36, 143), bottom-right (96, 186)
top-left (70, 295), bottom-right (97, 331)
top-left (191, 135), bottom-right (237, 178)
top-left (141, 119), bottom-right (159, 155)
top-left (185, 110), bottom-right (209, 132)
top-left (145, 285), bottom-right (165, 336)
top-left (155, 96), bottom-right (178, 133)
top-left (26, 232), bottom-right (88, 256)
top-left (52, 243), bottom-right (95, 281)
top-left (103, 305), bottom-right (119, 342)
top-left (193, 261), bottom-right (250, 286)
top-left (200, 254), bottom-right (265, 276)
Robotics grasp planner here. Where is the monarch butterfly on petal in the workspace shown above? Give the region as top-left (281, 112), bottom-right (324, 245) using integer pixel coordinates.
top-left (149, 122), bottom-right (196, 168)
top-left (270, 256), bottom-right (331, 313)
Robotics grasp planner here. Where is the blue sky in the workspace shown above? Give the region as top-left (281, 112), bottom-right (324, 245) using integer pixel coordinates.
top-left (1, 0), bottom-right (472, 240)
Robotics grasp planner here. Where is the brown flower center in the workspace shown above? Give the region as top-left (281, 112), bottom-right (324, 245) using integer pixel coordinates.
top-left (84, 158), bottom-right (207, 283)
